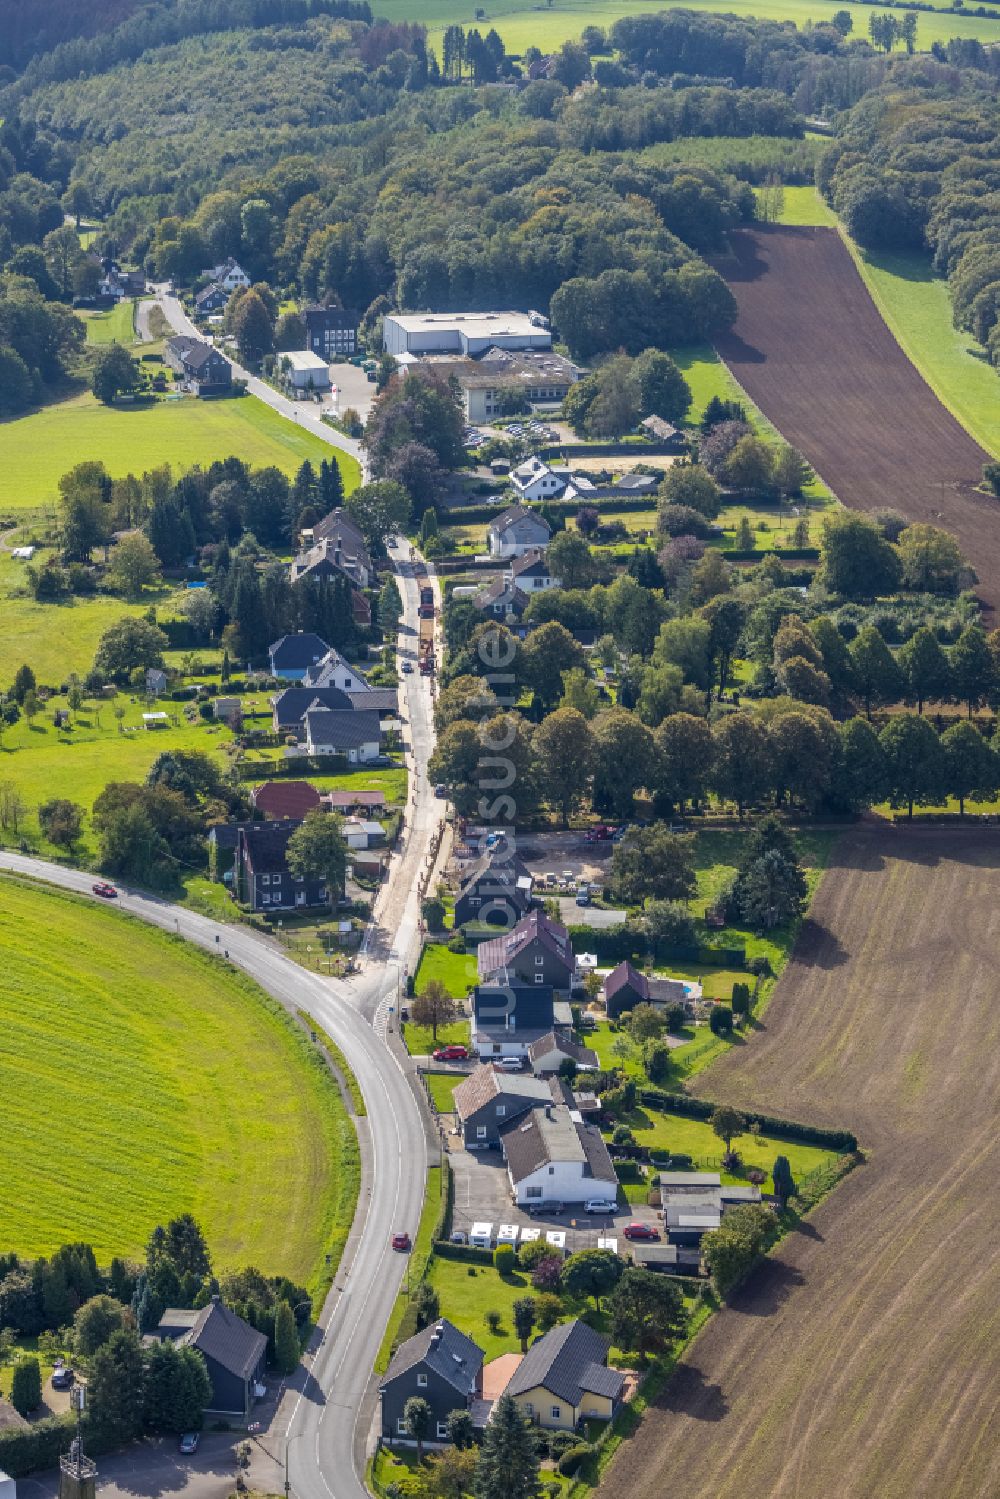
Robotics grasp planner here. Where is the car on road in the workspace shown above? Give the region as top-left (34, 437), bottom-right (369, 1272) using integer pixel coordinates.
top-left (391, 1232), bottom-right (411, 1251)
top-left (623, 1221), bottom-right (660, 1241)
top-left (432, 1044), bottom-right (469, 1061)
top-left (51, 1365), bottom-right (74, 1390)
top-left (91, 882), bottom-right (117, 899)
top-left (434, 783), bottom-right (447, 797)
top-left (401, 661), bottom-right (414, 673)
top-left (178, 1432), bottom-right (200, 1455)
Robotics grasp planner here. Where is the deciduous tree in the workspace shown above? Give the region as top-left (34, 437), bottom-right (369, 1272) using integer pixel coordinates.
top-left (606, 1267), bottom-right (686, 1357)
top-left (286, 809), bottom-right (348, 914)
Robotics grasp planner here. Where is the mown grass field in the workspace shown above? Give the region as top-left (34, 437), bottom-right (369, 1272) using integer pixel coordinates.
top-left (763, 183), bottom-right (837, 227)
top-left (0, 391), bottom-right (360, 513)
top-left (81, 299), bottom-right (137, 345)
top-left (0, 876), bottom-right (358, 1288)
top-left (413, 941), bottom-right (479, 997)
top-left (372, 0), bottom-right (1000, 52)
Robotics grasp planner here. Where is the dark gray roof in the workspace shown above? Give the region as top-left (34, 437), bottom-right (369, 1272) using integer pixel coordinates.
top-left (305, 708), bottom-right (381, 749)
top-left (171, 1299), bottom-right (267, 1380)
top-left (527, 1032), bottom-right (598, 1068)
top-left (489, 504), bottom-right (551, 538)
top-left (500, 1106), bottom-right (616, 1186)
top-left (458, 852), bottom-right (531, 903)
top-left (238, 819), bottom-right (303, 874)
top-left (381, 1318), bottom-right (483, 1397)
top-left (272, 685), bottom-right (353, 723)
top-left (269, 633), bottom-right (330, 669)
top-left (504, 1320), bottom-right (620, 1408)
top-left (183, 342), bottom-right (229, 374)
top-left (346, 689), bottom-right (397, 714)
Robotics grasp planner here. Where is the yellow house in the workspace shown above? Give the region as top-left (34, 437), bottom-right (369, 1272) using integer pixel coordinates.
top-left (503, 1319), bottom-right (625, 1431)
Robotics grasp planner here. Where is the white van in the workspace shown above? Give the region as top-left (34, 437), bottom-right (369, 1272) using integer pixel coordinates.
top-left (469, 1222), bottom-right (494, 1250)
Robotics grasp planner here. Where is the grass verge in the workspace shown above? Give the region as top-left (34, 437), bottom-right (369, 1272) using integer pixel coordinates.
top-left (296, 1009), bottom-right (366, 1116)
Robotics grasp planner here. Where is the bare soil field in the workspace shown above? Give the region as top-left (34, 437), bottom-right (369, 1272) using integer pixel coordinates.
top-left (602, 825), bottom-right (1000, 1499)
top-left (714, 227), bottom-right (999, 610)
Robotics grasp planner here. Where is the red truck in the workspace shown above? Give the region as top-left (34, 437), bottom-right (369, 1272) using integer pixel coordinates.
top-left (418, 586), bottom-right (435, 619)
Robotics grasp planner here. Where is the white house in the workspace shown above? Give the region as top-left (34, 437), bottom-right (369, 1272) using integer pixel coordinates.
top-left (500, 1102), bottom-right (618, 1208)
top-left (487, 505), bottom-right (552, 560)
top-left (303, 708), bottom-right (381, 762)
top-left (304, 649), bottom-right (371, 692)
top-left (508, 549), bottom-right (560, 594)
top-left (282, 350), bottom-right (332, 392)
top-left (509, 456), bottom-right (566, 504)
top-left (383, 310), bottom-right (551, 358)
top-left (208, 258), bottom-right (251, 292)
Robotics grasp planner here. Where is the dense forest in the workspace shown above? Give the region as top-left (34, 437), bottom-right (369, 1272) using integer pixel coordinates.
top-left (821, 81), bottom-right (1000, 367)
top-left (1, 6), bottom-right (999, 404)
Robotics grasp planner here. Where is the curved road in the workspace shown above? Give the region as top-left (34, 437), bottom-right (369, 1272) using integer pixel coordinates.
top-left (0, 549), bottom-right (441, 1499)
top-left (146, 285), bottom-right (365, 473)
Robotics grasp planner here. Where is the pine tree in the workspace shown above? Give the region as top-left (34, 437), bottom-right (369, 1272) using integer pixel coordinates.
top-left (319, 458), bottom-right (344, 511)
top-left (473, 1392), bottom-right (539, 1499)
top-left (274, 1300), bottom-right (300, 1375)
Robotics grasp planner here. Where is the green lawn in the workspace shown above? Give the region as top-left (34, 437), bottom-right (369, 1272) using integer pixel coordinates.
top-left (402, 1019), bottom-right (471, 1056)
top-left (414, 941), bottom-right (480, 997)
top-left (0, 550), bottom-right (154, 684)
top-left (372, 0), bottom-right (1000, 53)
top-left (764, 184), bottom-right (838, 227)
top-left (0, 876), bottom-right (358, 1292)
top-left (844, 241), bottom-right (1000, 460)
top-left (82, 299), bottom-right (137, 345)
top-left (0, 690), bottom-right (233, 856)
top-left (0, 391), bottom-right (360, 513)
top-left (424, 1071), bottom-right (461, 1112)
top-left (609, 1106), bottom-right (837, 1194)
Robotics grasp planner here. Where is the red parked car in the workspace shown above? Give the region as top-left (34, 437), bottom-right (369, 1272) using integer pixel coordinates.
top-left (622, 1222), bottom-right (660, 1241)
top-left (92, 882), bottom-right (118, 899)
top-left (391, 1232), bottom-right (411, 1252)
top-left (432, 1044), bottom-right (468, 1061)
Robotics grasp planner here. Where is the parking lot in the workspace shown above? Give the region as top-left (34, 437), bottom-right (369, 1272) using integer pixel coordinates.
top-left (446, 1140), bottom-right (660, 1255)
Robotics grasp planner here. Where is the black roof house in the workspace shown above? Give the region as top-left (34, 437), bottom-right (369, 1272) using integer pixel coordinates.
top-left (379, 1319), bottom-right (484, 1444)
top-left (155, 1297), bottom-right (267, 1420)
top-left (271, 684), bottom-right (353, 731)
top-left (235, 819), bottom-right (330, 912)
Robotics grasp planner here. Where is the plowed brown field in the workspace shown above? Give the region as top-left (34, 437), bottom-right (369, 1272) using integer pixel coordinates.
top-left (714, 227), bottom-right (998, 610)
top-left (601, 826), bottom-right (1000, 1499)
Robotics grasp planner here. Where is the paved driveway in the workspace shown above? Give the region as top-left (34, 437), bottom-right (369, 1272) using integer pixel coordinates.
top-left (17, 1433), bottom-right (238, 1499)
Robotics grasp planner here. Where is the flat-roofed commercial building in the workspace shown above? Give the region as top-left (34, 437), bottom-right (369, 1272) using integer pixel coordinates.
top-left (383, 310), bottom-right (551, 357)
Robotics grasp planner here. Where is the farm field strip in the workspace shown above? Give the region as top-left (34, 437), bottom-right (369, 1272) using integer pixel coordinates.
top-left (602, 826), bottom-right (1000, 1499)
top-left (713, 226), bottom-right (998, 607)
top-left (0, 876), bottom-right (358, 1287)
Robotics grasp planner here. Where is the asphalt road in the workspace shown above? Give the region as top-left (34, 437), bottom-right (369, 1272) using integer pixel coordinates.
top-left (0, 554), bottom-right (439, 1499)
top-left (148, 285), bottom-right (365, 474)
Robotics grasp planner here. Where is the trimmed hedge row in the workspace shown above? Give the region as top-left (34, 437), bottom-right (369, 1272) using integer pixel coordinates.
top-left (566, 924), bottom-right (745, 968)
top-left (432, 1240), bottom-right (494, 1265)
top-left (638, 1087), bottom-right (858, 1153)
top-left (0, 1413), bottom-right (120, 1478)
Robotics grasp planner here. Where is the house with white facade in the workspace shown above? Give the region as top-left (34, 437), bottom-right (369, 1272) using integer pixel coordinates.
top-left (303, 707), bottom-right (381, 761)
top-left (281, 350), bottom-right (332, 392)
top-left (509, 457), bottom-right (567, 504)
top-left (304, 649), bottom-right (371, 692)
top-left (207, 258), bottom-right (251, 292)
top-left (487, 505), bottom-right (552, 560)
top-left (508, 549), bottom-right (560, 594)
top-left (500, 1101), bottom-right (618, 1208)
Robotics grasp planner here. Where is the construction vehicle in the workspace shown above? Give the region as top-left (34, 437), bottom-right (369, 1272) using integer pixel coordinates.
top-left (418, 586), bottom-right (435, 619)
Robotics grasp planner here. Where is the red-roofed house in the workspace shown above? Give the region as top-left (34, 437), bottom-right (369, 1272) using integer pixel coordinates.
top-left (251, 780), bottom-right (323, 820)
